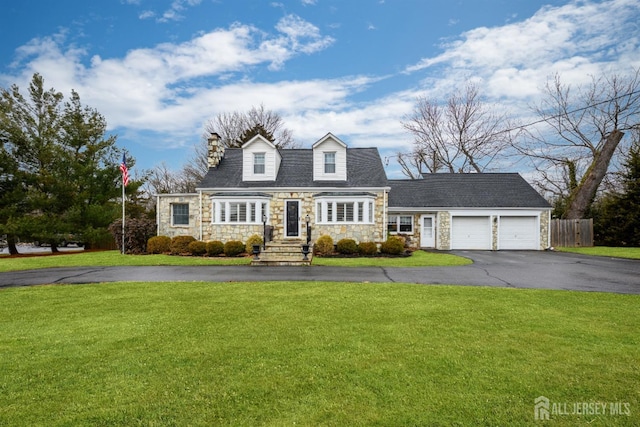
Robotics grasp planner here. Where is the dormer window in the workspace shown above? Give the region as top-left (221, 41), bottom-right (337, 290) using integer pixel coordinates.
top-left (253, 153), bottom-right (265, 174)
top-left (324, 152), bottom-right (336, 174)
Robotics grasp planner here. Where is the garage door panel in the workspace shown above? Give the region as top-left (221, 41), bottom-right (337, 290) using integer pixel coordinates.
top-left (499, 216), bottom-right (538, 250)
top-left (451, 216), bottom-right (491, 250)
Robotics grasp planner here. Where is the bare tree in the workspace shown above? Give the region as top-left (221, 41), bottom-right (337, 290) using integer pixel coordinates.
top-left (145, 162), bottom-right (178, 195)
top-left (519, 69), bottom-right (640, 219)
top-left (202, 103), bottom-right (297, 148)
top-left (180, 141), bottom-right (208, 191)
top-left (146, 104), bottom-right (297, 195)
top-left (400, 82), bottom-right (515, 176)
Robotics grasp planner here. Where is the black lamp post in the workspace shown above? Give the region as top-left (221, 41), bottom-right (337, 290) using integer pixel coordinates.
top-left (262, 213), bottom-right (267, 250)
top-left (301, 214), bottom-right (311, 260)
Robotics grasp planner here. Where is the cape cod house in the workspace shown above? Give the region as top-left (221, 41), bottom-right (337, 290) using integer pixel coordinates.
top-left (156, 132), bottom-right (552, 257)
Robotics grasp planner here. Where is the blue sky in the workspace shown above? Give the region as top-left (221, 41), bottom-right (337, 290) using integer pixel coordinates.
top-left (1, 0), bottom-right (639, 179)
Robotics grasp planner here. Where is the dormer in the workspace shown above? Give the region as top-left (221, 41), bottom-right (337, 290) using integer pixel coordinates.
top-left (313, 133), bottom-right (347, 181)
top-left (242, 135), bottom-right (282, 181)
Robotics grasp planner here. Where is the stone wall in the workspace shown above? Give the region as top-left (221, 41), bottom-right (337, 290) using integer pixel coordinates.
top-left (200, 190), bottom-right (387, 244)
top-left (157, 194), bottom-right (200, 239)
top-left (436, 211), bottom-right (451, 250)
top-left (539, 210), bottom-right (551, 249)
top-left (207, 224), bottom-right (264, 243)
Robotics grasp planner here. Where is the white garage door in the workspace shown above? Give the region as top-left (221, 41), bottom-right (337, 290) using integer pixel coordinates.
top-left (499, 216), bottom-right (538, 250)
top-left (451, 216), bottom-right (491, 250)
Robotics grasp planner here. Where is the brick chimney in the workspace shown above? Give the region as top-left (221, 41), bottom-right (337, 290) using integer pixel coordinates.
top-left (207, 132), bottom-right (224, 168)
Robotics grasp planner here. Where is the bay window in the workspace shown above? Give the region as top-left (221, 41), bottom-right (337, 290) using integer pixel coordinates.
top-left (212, 198), bottom-right (270, 224)
top-left (315, 197), bottom-right (374, 224)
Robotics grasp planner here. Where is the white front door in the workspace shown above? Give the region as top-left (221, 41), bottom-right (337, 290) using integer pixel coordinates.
top-left (420, 215), bottom-right (435, 247)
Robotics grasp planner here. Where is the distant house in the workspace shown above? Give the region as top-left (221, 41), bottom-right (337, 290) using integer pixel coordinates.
top-left (156, 132), bottom-right (551, 251)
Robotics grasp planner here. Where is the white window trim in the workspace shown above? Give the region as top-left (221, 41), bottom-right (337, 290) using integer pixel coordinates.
top-left (315, 197), bottom-right (375, 225)
top-left (211, 198), bottom-right (270, 224)
top-left (388, 214), bottom-right (414, 235)
top-left (171, 203), bottom-right (190, 227)
top-left (324, 152), bottom-right (336, 174)
top-left (253, 152), bottom-right (265, 175)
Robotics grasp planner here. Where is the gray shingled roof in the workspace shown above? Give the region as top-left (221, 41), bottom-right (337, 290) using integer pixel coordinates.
top-left (197, 148), bottom-right (388, 189)
top-left (388, 173), bottom-right (551, 208)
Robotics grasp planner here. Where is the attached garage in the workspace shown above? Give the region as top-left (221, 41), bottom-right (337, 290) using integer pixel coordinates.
top-left (451, 216), bottom-right (492, 250)
top-left (387, 174), bottom-right (552, 251)
top-left (499, 216), bottom-right (538, 250)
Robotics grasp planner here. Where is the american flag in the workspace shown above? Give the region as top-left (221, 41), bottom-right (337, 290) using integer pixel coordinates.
top-left (120, 153), bottom-right (130, 187)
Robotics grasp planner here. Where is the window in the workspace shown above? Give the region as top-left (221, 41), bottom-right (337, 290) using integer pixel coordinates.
top-left (253, 153), bottom-right (265, 174)
top-left (388, 215), bottom-right (413, 234)
top-left (315, 197), bottom-right (374, 224)
top-left (336, 202), bottom-right (354, 222)
top-left (229, 202), bottom-right (247, 222)
top-left (324, 152), bottom-right (336, 174)
top-left (212, 199), bottom-right (269, 224)
top-left (172, 203), bottom-right (189, 226)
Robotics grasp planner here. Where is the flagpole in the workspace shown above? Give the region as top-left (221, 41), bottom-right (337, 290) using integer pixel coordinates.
top-left (122, 178), bottom-right (125, 254)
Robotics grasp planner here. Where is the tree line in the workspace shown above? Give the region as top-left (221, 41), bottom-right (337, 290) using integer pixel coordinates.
top-left (1, 69), bottom-right (639, 253)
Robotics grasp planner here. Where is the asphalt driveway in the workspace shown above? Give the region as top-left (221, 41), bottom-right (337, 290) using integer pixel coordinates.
top-left (1, 251), bottom-right (639, 294)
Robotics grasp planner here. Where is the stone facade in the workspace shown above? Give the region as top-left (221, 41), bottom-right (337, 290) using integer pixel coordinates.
top-left (539, 210), bottom-right (551, 250)
top-left (437, 211), bottom-right (451, 250)
top-left (156, 194), bottom-right (200, 239)
top-left (195, 190), bottom-right (387, 245)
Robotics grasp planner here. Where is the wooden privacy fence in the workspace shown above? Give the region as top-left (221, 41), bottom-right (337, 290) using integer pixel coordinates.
top-left (550, 219), bottom-right (593, 247)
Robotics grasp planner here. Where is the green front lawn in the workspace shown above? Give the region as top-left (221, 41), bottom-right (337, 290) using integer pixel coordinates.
top-left (557, 246), bottom-right (640, 260)
top-left (0, 249), bottom-right (470, 272)
top-left (313, 249), bottom-right (472, 267)
top-left (0, 250), bottom-right (252, 272)
top-left (1, 282), bottom-right (638, 426)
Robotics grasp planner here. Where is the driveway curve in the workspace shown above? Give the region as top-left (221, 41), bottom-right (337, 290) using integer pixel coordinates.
top-left (1, 251), bottom-right (639, 294)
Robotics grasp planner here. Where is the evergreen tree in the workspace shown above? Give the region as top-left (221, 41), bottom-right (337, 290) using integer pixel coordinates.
top-left (0, 73), bottom-right (128, 253)
top-left (593, 134), bottom-right (640, 246)
top-left (237, 123), bottom-right (275, 145)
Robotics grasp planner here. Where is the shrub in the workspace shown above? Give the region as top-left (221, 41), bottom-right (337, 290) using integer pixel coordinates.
top-left (314, 235), bottom-right (334, 256)
top-left (188, 240), bottom-right (207, 256)
top-left (245, 234), bottom-right (264, 253)
top-left (224, 240), bottom-right (245, 257)
top-left (170, 235), bottom-right (196, 255)
top-left (109, 217), bottom-right (157, 254)
top-left (336, 238), bottom-right (358, 255)
top-left (380, 236), bottom-right (405, 255)
top-left (358, 241), bottom-right (378, 256)
top-left (206, 240), bottom-right (224, 256)
top-left (147, 236), bottom-right (171, 254)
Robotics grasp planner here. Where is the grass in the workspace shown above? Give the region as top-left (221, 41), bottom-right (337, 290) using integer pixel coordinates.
top-left (0, 282), bottom-right (638, 426)
top-left (0, 250), bottom-right (251, 272)
top-left (0, 249), bottom-right (471, 272)
top-left (557, 246), bottom-right (640, 260)
top-left (313, 249), bottom-right (472, 267)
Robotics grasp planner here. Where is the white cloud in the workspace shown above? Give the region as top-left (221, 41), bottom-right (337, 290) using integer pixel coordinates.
top-left (0, 15), bottom-right (338, 141)
top-left (138, 10), bottom-right (155, 20)
top-left (2, 0), bottom-right (638, 176)
top-left (406, 0), bottom-right (640, 102)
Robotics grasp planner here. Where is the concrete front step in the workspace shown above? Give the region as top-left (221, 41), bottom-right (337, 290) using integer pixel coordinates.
top-left (251, 242), bottom-right (313, 266)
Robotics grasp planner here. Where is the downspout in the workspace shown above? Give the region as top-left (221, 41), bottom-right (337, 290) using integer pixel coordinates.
top-left (383, 188), bottom-right (388, 242)
top-left (199, 190), bottom-right (203, 241)
top-left (547, 210), bottom-right (551, 249)
top-left (156, 195), bottom-right (160, 236)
